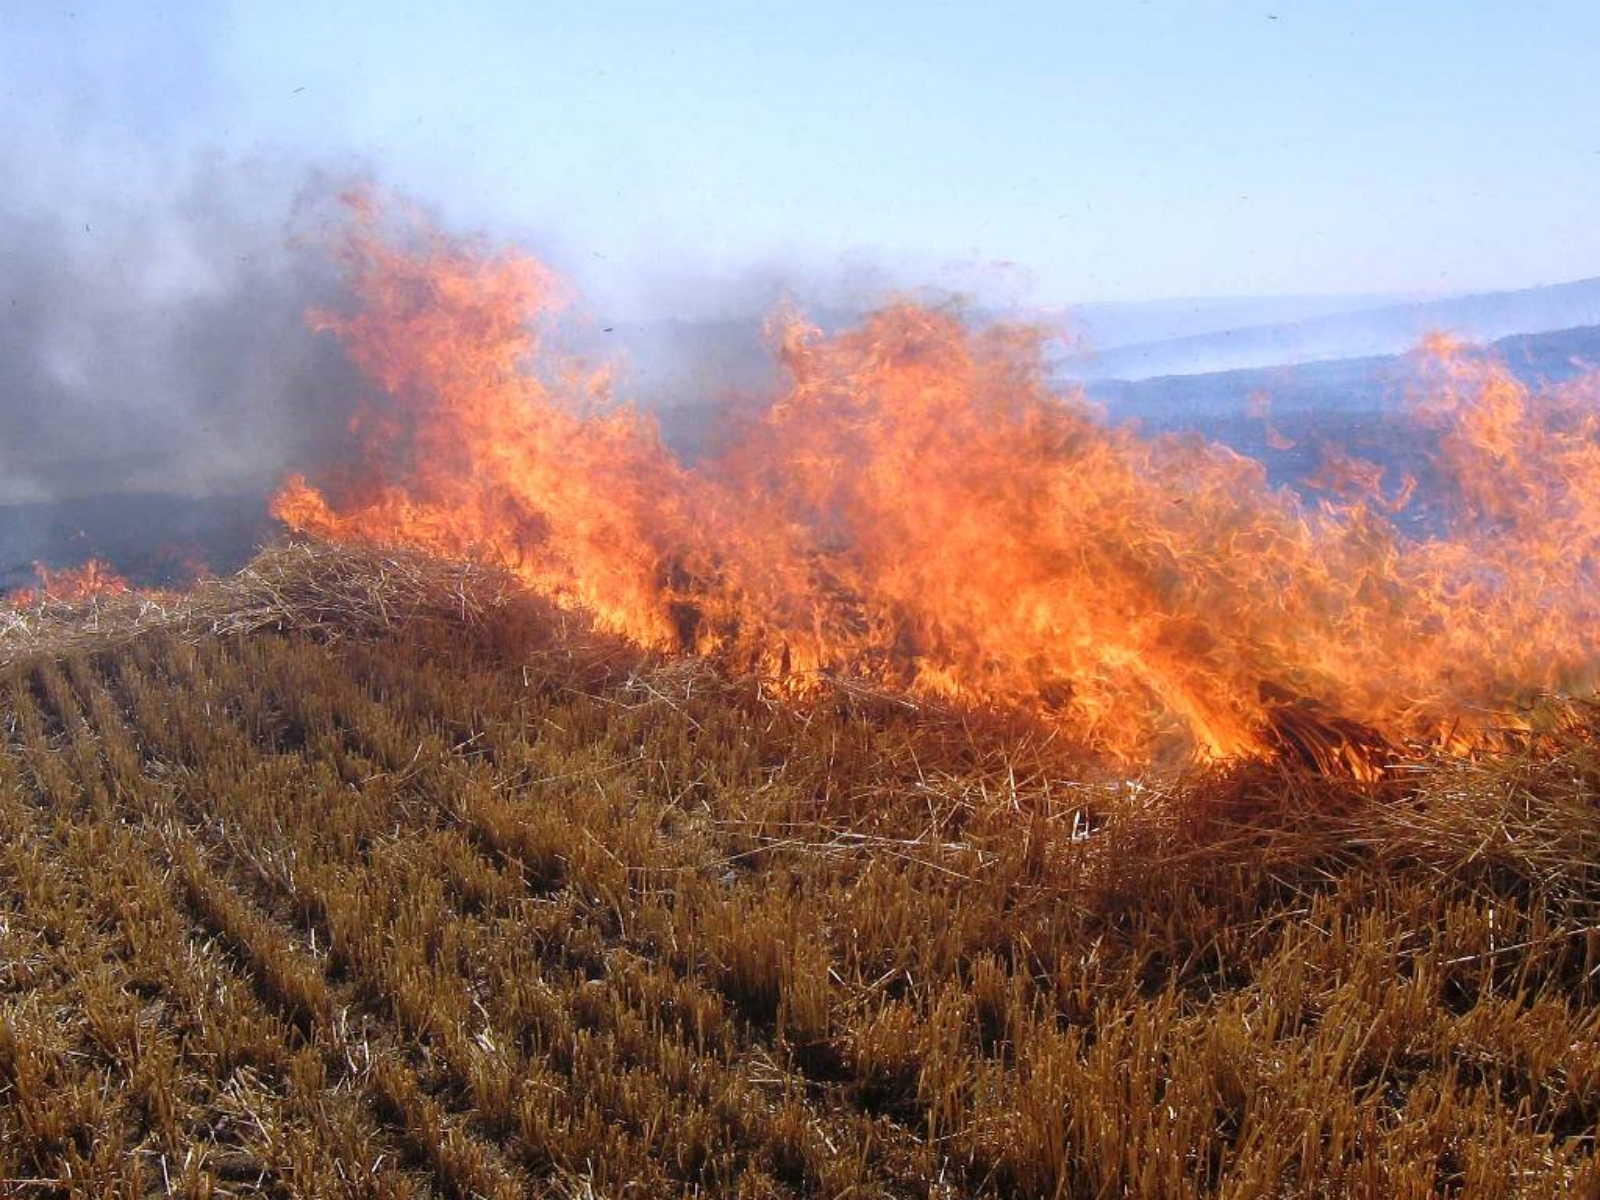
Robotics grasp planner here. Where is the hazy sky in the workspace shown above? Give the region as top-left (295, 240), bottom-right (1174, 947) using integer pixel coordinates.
top-left (7, 1), bottom-right (1600, 306)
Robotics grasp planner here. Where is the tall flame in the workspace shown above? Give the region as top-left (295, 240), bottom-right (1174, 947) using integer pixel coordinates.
top-left (274, 197), bottom-right (1600, 765)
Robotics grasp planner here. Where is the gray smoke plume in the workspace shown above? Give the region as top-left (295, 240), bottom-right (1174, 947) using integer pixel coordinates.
top-left (0, 2), bottom-right (377, 551)
top-left (0, 5), bottom-right (967, 582)
top-left (0, 159), bottom-right (368, 505)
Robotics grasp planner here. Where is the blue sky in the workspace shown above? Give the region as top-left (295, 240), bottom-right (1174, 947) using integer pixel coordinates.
top-left (8, 1), bottom-right (1600, 306)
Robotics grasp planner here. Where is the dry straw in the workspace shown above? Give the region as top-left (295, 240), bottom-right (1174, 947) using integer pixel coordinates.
top-left (1, 538), bottom-right (1597, 1195)
top-left (0, 539), bottom-right (513, 668)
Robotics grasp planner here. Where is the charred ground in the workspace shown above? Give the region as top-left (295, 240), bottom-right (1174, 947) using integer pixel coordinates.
top-left (0, 546), bottom-right (1596, 1197)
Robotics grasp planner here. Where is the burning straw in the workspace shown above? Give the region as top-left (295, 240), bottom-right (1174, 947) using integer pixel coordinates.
top-left (1, 536), bottom-right (1581, 784)
top-left (264, 196), bottom-right (1600, 767)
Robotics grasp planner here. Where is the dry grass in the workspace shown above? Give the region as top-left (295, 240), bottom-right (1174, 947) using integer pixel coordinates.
top-left (0, 542), bottom-right (1596, 1196)
top-left (0, 540), bottom-right (547, 669)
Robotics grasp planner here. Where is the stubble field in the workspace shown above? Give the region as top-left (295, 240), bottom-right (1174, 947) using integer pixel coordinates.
top-left (0, 547), bottom-right (1597, 1198)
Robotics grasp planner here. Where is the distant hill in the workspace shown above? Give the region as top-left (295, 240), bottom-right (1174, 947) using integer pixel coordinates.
top-left (1059, 277), bottom-right (1600, 380)
top-left (1081, 324), bottom-right (1600, 524)
top-left (1042, 292), bottom-right (1409, 355)
top-left (1085, 322), bottom-right (1600, 422)
top-left (583, 280), bottom-right (1600, 429)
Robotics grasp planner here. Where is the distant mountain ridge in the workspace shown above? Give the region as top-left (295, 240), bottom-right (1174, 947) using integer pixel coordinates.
top-left (1043, 292), bottom-right (1410, 354)
top-left (1058, 277), bottom-right (1600, 380)
top-left (1079, 324), bottom-right (1600, 520)
top-left (1085, 323), bottom-right (1600, 423)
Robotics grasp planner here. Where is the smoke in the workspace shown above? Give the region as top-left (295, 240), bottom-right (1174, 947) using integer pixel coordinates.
top-left (0, 157), bottom-right (373, 505)
top-left (557, 249), bottom-right (1045, 462)
top-left (0, 4), bottom-right (1037, 575)
top-left (0, 5), bottom-right (379, 512)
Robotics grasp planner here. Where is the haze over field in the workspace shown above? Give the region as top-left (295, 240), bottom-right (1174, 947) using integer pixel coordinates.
top-left (1058, 278), bottom-right (1600, 379)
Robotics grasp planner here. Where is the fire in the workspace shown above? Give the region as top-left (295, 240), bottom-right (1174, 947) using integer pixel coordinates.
top-left (8, 559), bottom-right (131, 608)
top-left (273, 197), bottom-right (1600, 766)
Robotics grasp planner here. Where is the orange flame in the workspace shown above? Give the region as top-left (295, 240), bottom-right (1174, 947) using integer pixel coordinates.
top-left (8, 559), bottom-right (131, 609)
top-left (273, 198), bottom-right (1600, 765)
